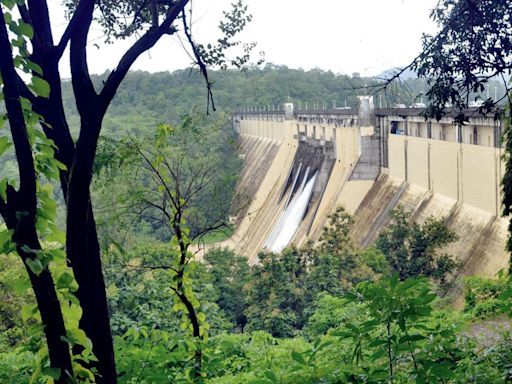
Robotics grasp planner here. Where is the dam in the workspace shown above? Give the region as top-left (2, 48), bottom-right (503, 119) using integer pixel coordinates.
top-left (225, 98), bottom-right (508, 282)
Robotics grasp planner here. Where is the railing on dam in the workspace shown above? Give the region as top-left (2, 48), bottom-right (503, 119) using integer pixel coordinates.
top-left (235, 106), bottom-right (502, 119)
top-left (234, 105), bottom-right (504, 149)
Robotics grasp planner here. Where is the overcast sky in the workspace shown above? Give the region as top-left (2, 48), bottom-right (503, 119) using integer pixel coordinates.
top-left (49, 0), bottom-right (439, 78)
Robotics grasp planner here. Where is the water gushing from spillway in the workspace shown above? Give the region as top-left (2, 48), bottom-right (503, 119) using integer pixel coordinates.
top-left (264, 170), bottom-right (318, 253)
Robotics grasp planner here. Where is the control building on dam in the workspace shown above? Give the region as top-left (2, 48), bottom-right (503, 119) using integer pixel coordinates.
top-left (227, 98), bottom-right (509, 283)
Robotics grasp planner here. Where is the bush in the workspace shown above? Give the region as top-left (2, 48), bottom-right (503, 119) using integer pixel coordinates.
top-left (464, 276), bottom-right (508, 317)
top-left (304, 294), bottom-right (362, 338)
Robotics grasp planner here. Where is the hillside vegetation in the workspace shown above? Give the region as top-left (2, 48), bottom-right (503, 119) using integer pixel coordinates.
top-left (60, 66), bottom-right (428, 137)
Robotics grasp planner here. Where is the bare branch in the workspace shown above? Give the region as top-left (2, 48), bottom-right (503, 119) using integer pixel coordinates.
top-left (136, 144), bottom-right (179, 209)
top-left (140, 198), bottom-right (171, 222)
top-left (191, 222), bottom-right (228, 242)
top-left (181, 8), bottom-right (215, 113)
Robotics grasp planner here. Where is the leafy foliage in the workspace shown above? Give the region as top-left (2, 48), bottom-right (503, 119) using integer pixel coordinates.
top-left (54, 66), bottom-right (438, 142)
top-left (244, 208), bottom-right (381, 337)
top-left (412, 0), bottom-right (511, 123)
top-left (376, 206), bottom-right (459, 288)
top-left (104, 243), bottom-right (231, 336)
top-left (204, 248), bottom-right (251, 331)
top-left (92, 113), bottom-right (242, 245)
top-left (337, 276), bottom-right (461, 383)
top-left (409, 0), bottom-right (512, 269)
top-left (2, 1), bottom-right (512, 381)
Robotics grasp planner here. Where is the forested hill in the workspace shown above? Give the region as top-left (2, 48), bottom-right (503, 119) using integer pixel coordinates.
top-left (61, 65), bottom-right (427, 137)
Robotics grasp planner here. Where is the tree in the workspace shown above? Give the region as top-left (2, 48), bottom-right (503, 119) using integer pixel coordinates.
top-left (245, 247), bottom-right (308, 337)
top-left (92, 113), bottom-right (241, 245)
top-left (204, 248), bottom-right (250, 331)
top-left (305, 207), bottom-right (378, 299)
top-left (243, 208), bottom-right (382, 337)
top-left (339, 276), bottom-right (460, 383)
top-left (107, 121), bottom-right (245, 379)
top-left (0, 0), bottom-right (256, 381)
top-left (110, 116), bottom-right (238, 241)
top-left (376, 206), bottom-right (459, 288)
top-left (411, 0), bottom-right (511, 122)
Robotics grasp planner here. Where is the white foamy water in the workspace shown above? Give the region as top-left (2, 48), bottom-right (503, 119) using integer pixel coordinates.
top-left (264, 171), bottom-right (317, 253)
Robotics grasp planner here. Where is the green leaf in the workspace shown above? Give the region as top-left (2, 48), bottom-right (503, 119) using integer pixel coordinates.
top-left (31, 76), bottom-right (50, 98)
top-left (14, 276), bottom-right (31, 294)
top-left (429, 362), bottom-right (455, 378)
top-left (46, 225), bottom-right (65, 244)
top-left (19, 22), bottom-right (33, 39)
top-left (26, 60), bottom-right (43, 75)
top-left (26, 257), bottom-right (43, 275)
top-left (0, 136), bottom-right (11, 156)
top-left (0, 228), bottom-right (14, 253)
top-left (291, 351), bottom-right (306, 365)
top-left (21, 304), bottom-right (38, 322)
top-left (3, 11), bottom-right (12, 24)
top-left (56, 270), bottom-right (75, 290)
top-left (2, 0), bottom-right (15, 10)
top-left (400, 334), bottom-right (427, 343)
top-left (0, 179), bottom-right (8, 202)
top-left (263, 370), bottom-right (277, 382)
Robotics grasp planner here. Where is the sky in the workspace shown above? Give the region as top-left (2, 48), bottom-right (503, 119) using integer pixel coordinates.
top-left (48, 0), bottom-right (440, 78)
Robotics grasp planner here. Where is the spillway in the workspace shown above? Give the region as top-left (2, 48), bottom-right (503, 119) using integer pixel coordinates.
top-left (265, 171), bottom-right (318, 253)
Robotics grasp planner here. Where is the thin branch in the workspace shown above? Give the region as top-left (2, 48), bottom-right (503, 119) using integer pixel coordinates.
top-left (191, 221), bottom-right (228, 242)
top-left (136, 146), bottom-right (178, 210)
top-left (119, 204), bottom-right (152, 247)
top-left (181, 8), bottom-right (215, 113)
top-left (364, 3), bottom-right (472, 97)
top-left (140, 198), bottom-right (171, 222)
top-left (128, 0), bottom-right (151, 31)
top-left (114, 262), bottom-right (179, 273)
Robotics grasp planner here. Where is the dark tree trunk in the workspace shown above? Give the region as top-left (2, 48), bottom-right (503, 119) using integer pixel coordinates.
top-left (66, 116), bottom-right (117, 383)
top-left (0, 9), bottom-right (73, 380)
top-left (6, 188), bottom-right (73, 382)
top-left (30, 55), bottom-right (117, 382)
top-left (21, 247), bottom-right (74, 383)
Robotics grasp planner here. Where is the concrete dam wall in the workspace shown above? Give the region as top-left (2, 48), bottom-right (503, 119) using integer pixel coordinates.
top-left (225, 103), bottom-right (509, 281)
